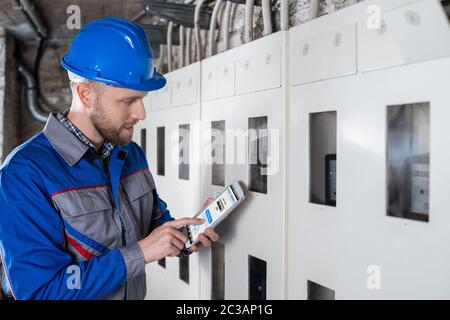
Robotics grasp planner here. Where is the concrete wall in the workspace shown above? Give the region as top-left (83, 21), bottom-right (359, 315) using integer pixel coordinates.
top-left (1, 0), bottom-right (361, 155)
top-left (0, 28), bottom-right (20, 163)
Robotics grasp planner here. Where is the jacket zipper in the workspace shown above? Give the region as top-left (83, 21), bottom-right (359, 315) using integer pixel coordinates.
top-left (101, 158), bottom-right (127, 246)
top-left (101, 156), bottom-right (129, 299)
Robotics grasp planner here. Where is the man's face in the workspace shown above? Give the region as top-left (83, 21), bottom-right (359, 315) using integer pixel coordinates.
top-left (90, 85), bottom-right (147, 146)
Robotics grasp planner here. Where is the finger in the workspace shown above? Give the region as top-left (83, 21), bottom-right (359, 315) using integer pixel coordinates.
top-left (170, 235), bottom-right (186, 251)
top-left (198, 233), bottom-right (211, 247)
top-left (189, 244), bottom-right (198, 252)
top-left (204, 228), bottom-right (220, 242)
top-left (168, 245), bottom-right (180, 257)
top-left (166, 217), bottom-right (204, 229)
top-left (166, 227), bottom-right (189, 244)
top-left (202, 197), bottom-right (214, 209)
top-left (192, 241), bottom-right (203, 252)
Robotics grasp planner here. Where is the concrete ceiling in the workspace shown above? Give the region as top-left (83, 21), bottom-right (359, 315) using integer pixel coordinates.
top-left (0, 0), bottom-right (173, 43)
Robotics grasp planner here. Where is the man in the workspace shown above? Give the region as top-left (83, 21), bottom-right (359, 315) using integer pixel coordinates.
top-left (0, 17), bottom-right (218, 300)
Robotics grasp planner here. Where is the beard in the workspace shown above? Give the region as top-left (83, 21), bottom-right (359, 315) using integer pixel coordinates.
top-left (90, 97), bottom-right (134, 147)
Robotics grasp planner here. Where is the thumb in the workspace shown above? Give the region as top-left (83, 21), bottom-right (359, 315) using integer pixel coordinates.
top-left (202, 197), bottom-right (214, 209)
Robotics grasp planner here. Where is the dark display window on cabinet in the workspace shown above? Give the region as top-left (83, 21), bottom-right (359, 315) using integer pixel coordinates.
top-left (248, 117), bottom-right (268, 194)
top-left (158, 258), bottom-right (166, 268)
top-left (307, 280), bottom-right (335, 300)
top-left (248, 255), bottom-right (266, 300)
top-left (157, 127), bottom-right (165, 176)
top-left (211, 120), bottom-right (226, 186)
top-left (309, 111), bottom-right (337, 207)
top-left (387, 102), bottom-right (430, 222)
top-left (179, 255), bottom-right (189, 284)
top-left (179, 124), bottom-right (190, 180)
top-left (140, 128), bottom-right (147, 156)
top-left (211, 242), bottom-right (225, 300)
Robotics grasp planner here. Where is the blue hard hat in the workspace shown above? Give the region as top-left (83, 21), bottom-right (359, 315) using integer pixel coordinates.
top-left (61, 17), bottom-right (166, 92)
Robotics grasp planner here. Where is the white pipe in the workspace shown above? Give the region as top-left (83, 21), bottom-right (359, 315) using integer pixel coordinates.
top-left (208, 0), bottom-right (224, 57)
top-left (223, 1), bottom-right (232, 50)
top-left (217, 0), bottom-right (226, 29)
top-left (261, 0), bottom-right (272, 36)
top-left (194, 0), bottom-right (206, 60)
top-left (309, 0), bottom-right (320, 20)
top-left (216, 0), bottom-right (227, 53)
top-left (244, 0), bottom-right (254, 43)
top-left (281, 0), bottom-right (289, 30)
top-left (167, 21), bottom-right (173, 72)
top-left (156, 44), bottom-right (165, 71)
top-left (179, 25), bottom-right (185, 67)
top-left (186, 28), bottom-right (192, 65)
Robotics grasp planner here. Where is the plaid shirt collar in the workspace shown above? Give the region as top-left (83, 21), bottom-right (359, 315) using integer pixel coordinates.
top-left (56, 110), bottom-right (114, 160)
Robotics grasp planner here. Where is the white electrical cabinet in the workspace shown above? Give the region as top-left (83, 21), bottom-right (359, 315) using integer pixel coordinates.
top-left (132, 0), bottom-right (450, 300)
top-left (134, 62), bottom-right (203, 300)
top-left (287, 0), bottom-right (450, 299)
top-left (338, 58), bottom-right (450, 299)
top-left (199, 31), bottom-right (287, 300)
top-left (358, 0), bottom-right (450, 72)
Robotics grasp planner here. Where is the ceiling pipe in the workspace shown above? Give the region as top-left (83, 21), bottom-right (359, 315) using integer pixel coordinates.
top-left (186, 28), bottom-right (192, 65)
top-left (17, 62), bottom-right (49, 123)
top-left (217, 0), bottom-right (226, 26)
top-left (167, 21), bottom-right (174, 72)
top-left (261, 0), bottom-right (272, 36)
top-left (139, 24), bottom-right (181, 45)
top-left (281, 0), bottom-right (289, 30)
top-left (179, 25), bottom-right (185, 67)
top-left (309, 0), bottom-right (320, 20)
top-left (194, 0), bottom-right (207, 60)
top-left (14, 0), bottom-right (59, 123)
top-left (144, 0), bottom-right (212, 29)
top-left (244, 0), bottom-right (254, 43)
top-left (131, 9), bottom-right (148, 23)
top-left (208, 0), bottom-right (224, 57)
top-left (156, 44), bottom-right (166, 71)
top-left (17, 0), bottom-right (47, 37)
top-left (223, 1), bottom-right (234, 50)
top-left (216, 0), bottom-right (228, 53)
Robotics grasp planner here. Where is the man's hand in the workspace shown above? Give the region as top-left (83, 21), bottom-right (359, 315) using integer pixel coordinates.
top-left (138, 197), bottom-right (220, 262)
top-left (189, 228), bottom-right (220, 253)
top-left (138, 217), bottom-right (203, 263)
top-left (189, 197), bottom-right (220, 253)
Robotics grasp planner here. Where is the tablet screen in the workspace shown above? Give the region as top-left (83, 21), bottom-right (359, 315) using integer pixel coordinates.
top-left (188, 186), bottom-right (239, 243)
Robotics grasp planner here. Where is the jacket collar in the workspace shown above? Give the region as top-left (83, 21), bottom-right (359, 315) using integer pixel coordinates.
top-left (43, 113), bottom-right (90, 166)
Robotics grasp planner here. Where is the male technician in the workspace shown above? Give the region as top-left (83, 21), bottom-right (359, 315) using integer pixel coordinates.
top-left (0, 17), bottom-right (218, 300)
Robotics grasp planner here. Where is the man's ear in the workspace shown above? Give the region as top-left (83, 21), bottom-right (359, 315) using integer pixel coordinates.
top-left (76, 82), bottom-right (94, 109)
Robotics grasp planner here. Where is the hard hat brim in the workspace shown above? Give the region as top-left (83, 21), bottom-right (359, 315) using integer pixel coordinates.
top-left (61, 57), bottom-right (166, 92)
